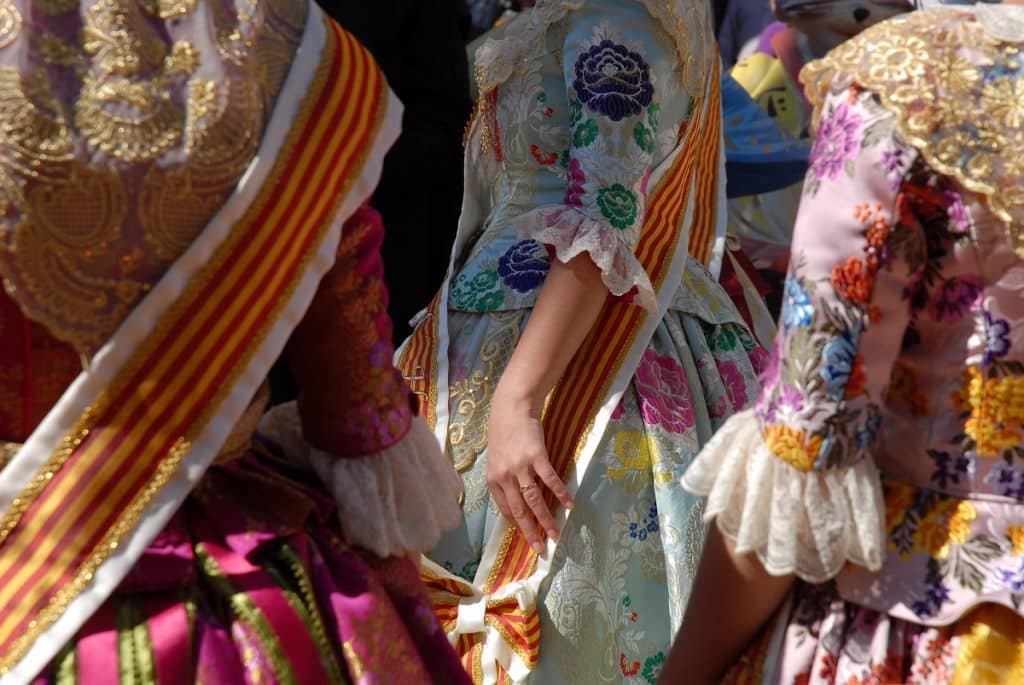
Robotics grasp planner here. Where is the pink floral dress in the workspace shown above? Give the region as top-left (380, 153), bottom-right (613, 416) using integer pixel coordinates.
top-left (684, 7), bottom-right (1024, 684)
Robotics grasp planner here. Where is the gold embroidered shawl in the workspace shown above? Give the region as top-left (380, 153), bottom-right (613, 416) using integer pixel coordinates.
top-left (801, 7), bottom-right (1024, 257)
top-left (0, 0), bottom-right (307, 357)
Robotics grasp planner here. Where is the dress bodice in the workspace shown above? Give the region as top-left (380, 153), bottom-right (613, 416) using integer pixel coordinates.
top-left (449, 0), bottom-right (709, 315)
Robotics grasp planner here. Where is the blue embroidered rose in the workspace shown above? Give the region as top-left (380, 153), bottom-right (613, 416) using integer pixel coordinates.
top-left (498, 240), bottom-right (550, 293)
top-left (572, 40), bottom-right (654, 121)
top-left (820, 325), bottom-right (861, 400)
top-left (781, 278), bottom-right (814, 330)
top-left (628, 504), bottom-right (659, 541)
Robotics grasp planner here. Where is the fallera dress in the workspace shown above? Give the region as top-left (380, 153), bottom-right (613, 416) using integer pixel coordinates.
top-left (685, 6), bottom-right (1024, 683)
top-left (399, 0), bottom-right (766, 682)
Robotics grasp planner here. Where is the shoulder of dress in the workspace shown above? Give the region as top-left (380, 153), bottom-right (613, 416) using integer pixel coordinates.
top-left (801, 8), bottom-right (1024, 258)
top-left (473, 0), bottom-right (713, 99)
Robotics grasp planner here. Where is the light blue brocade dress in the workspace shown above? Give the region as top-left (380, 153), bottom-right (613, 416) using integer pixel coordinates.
top-left (423, 1), bottom-right (766, 681)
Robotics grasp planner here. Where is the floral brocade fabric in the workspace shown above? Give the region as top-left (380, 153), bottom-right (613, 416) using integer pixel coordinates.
top-left (289, 206), bottom-right (414, 458)
top-left (450, 0), bottom-right (708, 314)
top-left (741, 8), bottom-right (1024, 626)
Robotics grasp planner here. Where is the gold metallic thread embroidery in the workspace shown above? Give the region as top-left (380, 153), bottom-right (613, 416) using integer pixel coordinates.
top-left (0, 33), bottom-right (387, 672)
top-left (803, 9), bottom-right (1024, 258)
top-left (0, 0), bottom-right (21, 50)
top-left (0, 0), bottom-right (308, 356)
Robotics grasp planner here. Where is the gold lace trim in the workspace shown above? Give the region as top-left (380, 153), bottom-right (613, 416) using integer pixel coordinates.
top-left (802, 8), bottom-right (1024, 258)
top-left (0, 0), bottom-right (308, 357)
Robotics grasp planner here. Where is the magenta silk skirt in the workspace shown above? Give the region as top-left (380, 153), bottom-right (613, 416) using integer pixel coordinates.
top-left (31, 440), bottom-right (471, 685)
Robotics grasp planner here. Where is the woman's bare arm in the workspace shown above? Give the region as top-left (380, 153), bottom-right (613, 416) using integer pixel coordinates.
top-left (486, 252), bottom-right (606, 553)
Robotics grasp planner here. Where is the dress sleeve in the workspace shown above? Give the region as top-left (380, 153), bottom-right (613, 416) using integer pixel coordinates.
top-left (258, 206), bottom-right (463, 558)
top-left (683, 85), bottom-right (923, 582)
top-left (514, 5), bottom-right (680, 311)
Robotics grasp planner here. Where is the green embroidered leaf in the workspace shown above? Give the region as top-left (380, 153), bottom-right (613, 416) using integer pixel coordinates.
top-left (633, 122), bottom-right (655, 154)
top-left (573, 118), bottom-right (599, 148)
top-left (597, 183), bottom-right (639, 230)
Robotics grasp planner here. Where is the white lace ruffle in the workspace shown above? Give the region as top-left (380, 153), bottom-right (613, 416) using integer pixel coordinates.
top-left (259, 402), bottom-right (464, 558)
top-left (681, 408), bottom-right (886, 583)
top-left (517, 204), bottom-right (657, 311)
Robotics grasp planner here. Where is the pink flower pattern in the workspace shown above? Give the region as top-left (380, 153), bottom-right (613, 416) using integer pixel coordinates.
top-left (718, 359), bottom-right (749, 415)
top-left (634, 349), bottom-right (695, 433)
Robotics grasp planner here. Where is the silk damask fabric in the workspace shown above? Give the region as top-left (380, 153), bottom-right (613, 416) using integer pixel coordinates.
top-left (685, 1), bottom-right (1024, 642)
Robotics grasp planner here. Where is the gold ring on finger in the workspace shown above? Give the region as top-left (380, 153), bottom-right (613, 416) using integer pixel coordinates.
top-left (519, 482), bottom-right (538, 493)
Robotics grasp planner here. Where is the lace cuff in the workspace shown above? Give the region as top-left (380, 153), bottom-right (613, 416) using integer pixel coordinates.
top-left (681, 408), bottom-right (886, 582)
top-left (260, 403), bottom-right (464, 558)
top-left (516, 205), bottom-right (657, 311)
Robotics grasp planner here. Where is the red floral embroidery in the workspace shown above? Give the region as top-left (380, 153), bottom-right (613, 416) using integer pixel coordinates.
top-left (817, 652), bottom-right (839, 681)
top-left (530, 144), bottom-right (558, 165)
top-left (620, 654), bottom-right (640, 676)
top-left (831, 257), bottom-right (873, 304)
top-left (846, 353), bottom-right (867, 397)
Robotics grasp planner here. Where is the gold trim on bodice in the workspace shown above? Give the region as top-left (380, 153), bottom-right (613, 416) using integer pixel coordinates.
top-left (802, 8), bottom-right (1024, 258)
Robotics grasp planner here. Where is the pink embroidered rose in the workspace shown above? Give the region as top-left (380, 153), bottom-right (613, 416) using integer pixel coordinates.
top-left (718, 359), bottom-right (750, 413)
top-left (565, 158), bottom-right (586, 207)
top-left (634, 349), bottom-right (695, 433)
top-left (749, 345), bottom-right (770, 376)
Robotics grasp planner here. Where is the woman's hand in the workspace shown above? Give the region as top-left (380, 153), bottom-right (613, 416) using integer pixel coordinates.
top-left (486, 385), bottom-right (574, 554)
top-left (482, 252), bottom-right (605, 554)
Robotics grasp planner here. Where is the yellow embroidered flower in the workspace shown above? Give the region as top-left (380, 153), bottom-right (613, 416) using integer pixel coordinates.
top-left (1007, 525), bottom-right (1024, 557)
top-left (914, 499), bottom-right (977, 559)
top-left (983, 76), bottom-right (1024, 129)
top-left (955, 367), bottom-right (1024, 457)
top-left (763, 424), bottom-right (822, 471)
top-left (967, 415), bottom-right (1019, 458)
top-left (608, 432), bottom-right (652, 482)
top-left (884, 481), bottom-right (918, 538)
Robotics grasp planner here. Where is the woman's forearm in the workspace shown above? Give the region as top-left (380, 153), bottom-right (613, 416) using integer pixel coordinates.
top-left (485, 252), bottom-right (608, 549)
top-left (659, 526), bottom-right (794, 684)
top-left (495, 252), bottom-right (608, 414)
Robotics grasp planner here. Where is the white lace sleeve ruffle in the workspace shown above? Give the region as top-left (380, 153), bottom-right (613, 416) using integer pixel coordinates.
top-left (259, 402), bottom-right (464, 558)
top-left (681, 408), bottom-right (886, 582)
top-left (516, 204), bottom-right (657, 311)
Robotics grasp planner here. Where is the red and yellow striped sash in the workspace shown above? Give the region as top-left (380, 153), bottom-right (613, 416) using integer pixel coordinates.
top-left (0, 19), bottom-right (387, 675)
top-left (406, 60), bottom-right (723, 682)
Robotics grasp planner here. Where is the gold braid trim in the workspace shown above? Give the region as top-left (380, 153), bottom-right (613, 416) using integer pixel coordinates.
top-left (801, 8), bottom-right (1024, 258)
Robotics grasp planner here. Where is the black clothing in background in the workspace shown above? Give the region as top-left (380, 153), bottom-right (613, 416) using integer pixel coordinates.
top-left (317, 0), bottom-right (473, 342)
top-left (716, 0), bottom-right (775, 68)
